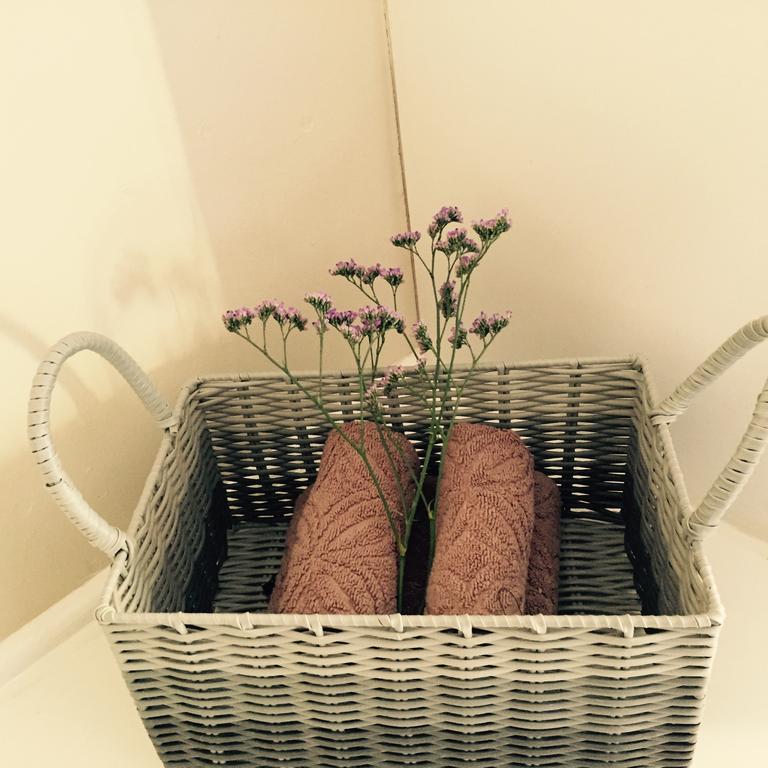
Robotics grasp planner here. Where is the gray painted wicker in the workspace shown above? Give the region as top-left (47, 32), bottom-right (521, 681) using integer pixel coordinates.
top-left (28, 318), bottom-right (768, 767)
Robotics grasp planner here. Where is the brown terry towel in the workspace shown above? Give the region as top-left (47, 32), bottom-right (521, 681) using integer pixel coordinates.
top-left (525, 473), bottom-right (561, 615)
top-left (425, 422), bottom-right (535, 615)
top-left (276, 477), bottom-right (433, 615)
top-left (268, 421), bottom-right (418, 614)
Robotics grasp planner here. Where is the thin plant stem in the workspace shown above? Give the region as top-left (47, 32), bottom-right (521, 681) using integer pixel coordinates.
top-left (239, 329), bottom-right (404, 554)
top-left (318, 327), bottom-right (324, 403)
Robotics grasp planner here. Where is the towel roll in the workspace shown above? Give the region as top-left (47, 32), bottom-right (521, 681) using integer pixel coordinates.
top-left (268, 420), bottom-right (418, 614)
top-left (425, 422), bottom-right (535, 615)
top-left (525, 472), bottom-right (561, 615)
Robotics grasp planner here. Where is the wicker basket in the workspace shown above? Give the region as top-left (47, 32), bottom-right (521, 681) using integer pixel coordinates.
top-left (28, 319), bottom-right (768, 767)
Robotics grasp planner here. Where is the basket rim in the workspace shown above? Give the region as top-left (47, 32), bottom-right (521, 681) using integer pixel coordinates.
top-left (177, 354), bottom-right (646, 390)
top-left (94, 599), bottom-right (722, 636)
top-left (102, 354), bottom-right (724, 636)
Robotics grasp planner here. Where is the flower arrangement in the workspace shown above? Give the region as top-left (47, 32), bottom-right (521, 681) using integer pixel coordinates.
top-left (223, 205), bottom-right (513, 611)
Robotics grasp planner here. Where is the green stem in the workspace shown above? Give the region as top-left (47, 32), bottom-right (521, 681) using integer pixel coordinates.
top-left (423, 237), bottom-right (493, 567)
top-left (347, 276), bottom-right (378, 305)
top-left (410, 244), bottom-right (432, 277)
top-left (318, 326), bottom-right (324, 403)
top-left (428, 337), bottom-right (496, 568)
top-left (238, 331), bottom-right (404, 554)
top-left (371, 411), bottom-right (432, 527)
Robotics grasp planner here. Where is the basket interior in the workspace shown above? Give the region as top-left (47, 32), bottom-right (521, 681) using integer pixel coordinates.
top-left (115, 361), bottom-right (713, 620)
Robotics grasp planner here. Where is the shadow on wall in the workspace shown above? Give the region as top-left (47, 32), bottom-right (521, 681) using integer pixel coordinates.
top-left (4, 297), bottom-right (365, 641)
top-left (142, 0), bottom-right (410, 306)
top-left (1, 334), bottom-right (247, 641)
top-left (0, 315), bottom-right (102, 414)
top-left (5, 1), bottom-right (411, 641)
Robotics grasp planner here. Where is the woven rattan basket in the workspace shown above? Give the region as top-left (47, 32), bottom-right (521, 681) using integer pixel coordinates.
top-left (28, 318), bottom-right (768, 767)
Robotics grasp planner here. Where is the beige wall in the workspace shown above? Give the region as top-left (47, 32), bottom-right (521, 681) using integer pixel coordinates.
top-left (389, 0), bottom-right (768, 541)
top-left (3, 0), bottom-right (767, 639)
top-left (0, 0), bottom-right (413, 639)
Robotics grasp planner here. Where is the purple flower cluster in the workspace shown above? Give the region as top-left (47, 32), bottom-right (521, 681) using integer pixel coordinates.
top-left (427, 206), bottom-right (463, 238)
top-left (472, 209), bottom-right (511, 243)
top-left (223, 301), bottom-right (308, 333)
top-left (412, 320), bottom-right (433, 354)
top-left (358, 305), bottom-right (405, 335)
top-left (273, 303), bottom-right (308, 330)
top-left (222, 306), bottom-right (256, 332)
top-left (304, 291), bottom-right (333, 313)
top-left (253, 299), bottom-right (281, 321)
top-left (361, 263), bottom-right (382, 286)
top-left (325, 308), bottom-right (358, 328)
top-left (330, 259), bottom-right (365, 279)
top-left (448, 323), bottom-right (468, 349)
top-left (469, 310), bottom-right (513, 340)
top-left (341, 324), bottom-right (364, 343)
top-left (390, 231), bottom-right (421, 247)
top-left (455, 252), bottom-right (481, 278)
top-left (439, 280), bottom-right (457, 319)
top-left (327, 305), bottom-right (404, 345)
top-left (380, 266), bottom-right (404, 288)
top-left (331, 259), bottom-right (404, 290)
top-left (225, 205), bottom-right (515, 414)
top-left (436, 228), bottom-right (480, 256)
top-left (366, 364), bottom-right (405, 402)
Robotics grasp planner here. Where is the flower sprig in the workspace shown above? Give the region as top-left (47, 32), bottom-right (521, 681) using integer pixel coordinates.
top-left (223, 204), bottom-right (514, 611)
top-left (330, 259), bottom-right (404, 308)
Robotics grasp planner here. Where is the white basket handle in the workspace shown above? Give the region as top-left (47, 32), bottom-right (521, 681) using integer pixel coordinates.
top-left (652, 316), bottom-right (768, 538)
top-left (28, 332), bottom-right (174, 558)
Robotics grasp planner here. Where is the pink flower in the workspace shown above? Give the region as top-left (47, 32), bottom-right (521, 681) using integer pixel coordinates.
top-left (304, 291), bottom-right (333, 313)
top-left (226, 300), bottom-right (308, 332)
top-left (358, 305), bottom-right (405, 335)
top-left (469, 310), bottom-right (512, 339)
top-left (380, 266), bottom-right (404, 288)
top-left (341, 324), bottom-right (364, 343)
top-left (254, 299), bottom-right (282, 321)
top-left (390, 231), bottom-right (421, 247)
top-left (330, 259), bottom-right (365, 279)
top-left (222, 306), bottom-right (256, 332)
top-left (438, 280), bottom-right (457, 319)
top-left (273, 304), bottom-right (308, 331)
top-left (412, 321), bottom-right (433, 354)
top-left (325, 308), bottom-right (358, 328)
top-left (448, 322), bottom-right (467, 349)
top-left (472, 208), bottom-right (511, 243)
top-left (366, 364), bottom-right (405, 403)
top-left (456, 252), bottom-right (481, 278)
top-left (427, 205), bottom-right (463, 238)
top-left (436, 230), bottom-right (480, 257)
top-left (361, 263), bottom-right (382, 286)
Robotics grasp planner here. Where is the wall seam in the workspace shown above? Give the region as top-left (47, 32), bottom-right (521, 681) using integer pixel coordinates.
top-left (382, 0), bottom-right (420, 321)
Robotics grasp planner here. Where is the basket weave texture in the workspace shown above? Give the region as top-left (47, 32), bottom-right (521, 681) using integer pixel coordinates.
top-left (28, 320), bottom-right (768, 767)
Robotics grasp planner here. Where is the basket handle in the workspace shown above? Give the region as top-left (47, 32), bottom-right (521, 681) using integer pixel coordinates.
top-left (28, 332), bottom-right (174, 558)
top-left (652, 316), bottom-right (768, 538)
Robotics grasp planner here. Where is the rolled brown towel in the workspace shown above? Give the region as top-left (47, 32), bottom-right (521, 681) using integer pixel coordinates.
top-left (525, 472), bottom-right (561, 615)
top-left (269, 421), bottom-right (418, 614)
top-left (425, 422), bottom-right (535, 615)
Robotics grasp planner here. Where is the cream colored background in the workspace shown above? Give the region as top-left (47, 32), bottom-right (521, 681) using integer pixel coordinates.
top-left (0, 0), bottom-right (413, 639)
top-left (389, 0), bottom-right (768, 540)
top-left (2, 0), bottom-right (767, 639)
